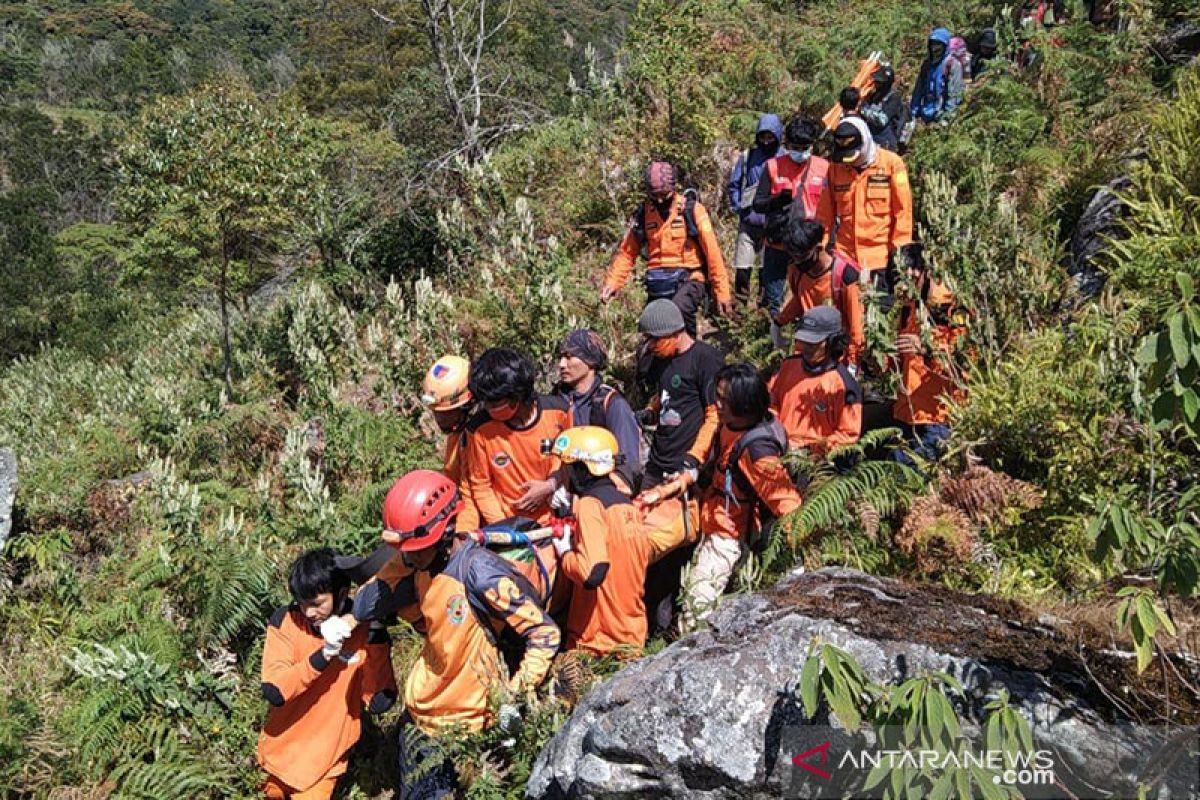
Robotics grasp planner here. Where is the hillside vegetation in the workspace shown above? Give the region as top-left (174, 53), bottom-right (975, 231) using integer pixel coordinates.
top-left (1, 0), bottom-right (1198, 797)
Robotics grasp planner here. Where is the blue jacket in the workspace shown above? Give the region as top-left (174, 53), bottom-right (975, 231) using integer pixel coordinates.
top-left (727, 114), bottom-right (783, 226)
top-left (910, 28), bottom-right (963, 122)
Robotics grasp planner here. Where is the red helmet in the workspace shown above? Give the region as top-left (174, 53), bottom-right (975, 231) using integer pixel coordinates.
top-left (382, 470), bottom-right (462, 552)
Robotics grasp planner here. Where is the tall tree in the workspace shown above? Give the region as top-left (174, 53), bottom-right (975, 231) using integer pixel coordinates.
top-left (117, 81), bottom-right (322, 398)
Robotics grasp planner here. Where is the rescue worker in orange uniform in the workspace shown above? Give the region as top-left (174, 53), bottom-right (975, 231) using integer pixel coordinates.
top-left (773, 216), bottom-right (866, 369)
top-left (818, 117), bottom-right (914, 295)
top-left (683, 364), bottom-right (802, 630)
top-left (352, 471), bottom-right (561, 799)
top-left (465, 348), bottom-right (571, 526)
top-left (769, 306), bottom-right (863, 457)
top-left (548, 426), bottom-right (658, 657)
top-left (421, 354), bottom-right (484, 530)
top-left (751, 116), bottom-right (834, 342)
top-left (890, 245), bottom-right (969, 468)
top-left (601, 160), bottom-right (732, 336)
top-left (257, 549), bottom-right (397, 800)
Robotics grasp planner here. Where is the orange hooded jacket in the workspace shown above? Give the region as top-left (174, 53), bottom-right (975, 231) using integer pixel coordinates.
top-left (819, 141), bottom-right (913, 272)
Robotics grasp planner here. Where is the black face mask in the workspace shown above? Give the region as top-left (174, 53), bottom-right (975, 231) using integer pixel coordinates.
top-left (929, 42), bottom-right (947, 62)
top-left (873, 78), bottom-right (893, 97)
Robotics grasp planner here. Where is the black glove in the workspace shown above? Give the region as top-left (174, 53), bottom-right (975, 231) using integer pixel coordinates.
top-left (368, 690), bottom-right (397, 714)
top-left (636, 408), bottom-right (658, 428)
top-left (766, 189), bottom-right (793, 212)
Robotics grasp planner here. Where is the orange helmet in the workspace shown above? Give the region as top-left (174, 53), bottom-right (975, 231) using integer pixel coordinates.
top-left (382, 470), bottom-right (462, 551)
top-left (421, 356), bottom-right (472, 411)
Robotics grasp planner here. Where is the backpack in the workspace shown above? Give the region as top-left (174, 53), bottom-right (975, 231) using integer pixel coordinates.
top-left (829, 255), bottom-right (854, 308)
top-left (631, 188), bottom-right (706, 262)
top-left (718, 416), bottom-right (789, 552)
top-left (633, 189), bottom-right (708, 300)
top-left (587, 384), bottom-right (620, 430)
top-left (737, 148), bottom-right (758, 212)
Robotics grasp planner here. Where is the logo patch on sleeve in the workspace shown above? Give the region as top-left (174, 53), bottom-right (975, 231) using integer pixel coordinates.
top-left (446, 594), bottom-right (468, 625)
top-left (493, 452), bottom-right (512, 468)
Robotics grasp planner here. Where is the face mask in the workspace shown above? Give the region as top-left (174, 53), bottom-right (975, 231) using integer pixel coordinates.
top-left (649, 336), bottom-right (679, 359)
top-left (788, 148), bottom-right (812, 164)
top-left (487, 401), bottom-right (520, 422)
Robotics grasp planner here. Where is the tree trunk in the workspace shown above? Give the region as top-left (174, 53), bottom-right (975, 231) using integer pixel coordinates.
top-left (219, 237), bottom-right (235, 401)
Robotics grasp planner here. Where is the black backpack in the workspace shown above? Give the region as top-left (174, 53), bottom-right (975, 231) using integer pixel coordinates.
top-left (717, 416), bottom-right (790, 552)
top-left (630, 188), bottom-right (707, 270)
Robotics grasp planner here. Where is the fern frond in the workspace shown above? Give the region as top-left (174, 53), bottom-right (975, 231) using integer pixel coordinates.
top-left (109, 721), bottom-right (231, 798)
top-left (197, 551), bottom-right (278, 646)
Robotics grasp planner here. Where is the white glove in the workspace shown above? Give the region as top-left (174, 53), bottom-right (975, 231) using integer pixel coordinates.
top-left (319, 616), bottom-right (353, 658)
top-left (550, 485), bottom-right (573, 513)
top-left (552, 520), bottom-right (574, 556)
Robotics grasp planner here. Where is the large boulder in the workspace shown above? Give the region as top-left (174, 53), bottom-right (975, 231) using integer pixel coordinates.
top-left (0, 448), bottom-right (15, 554)
top-left (527, 568), bottom-right (1196, 800)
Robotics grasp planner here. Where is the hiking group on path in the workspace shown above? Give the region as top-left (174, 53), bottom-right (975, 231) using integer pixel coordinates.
top-left (253, 20), bottom-right (1046, 799)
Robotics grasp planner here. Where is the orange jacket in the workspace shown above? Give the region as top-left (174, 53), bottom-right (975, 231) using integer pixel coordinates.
top-left (700, 424), bottom-right (801, 540)
top-left (819, 148), bottom-right (913, 272)
top-left (360, 540), bottom-right (559, 735)
top-left (605, 194), bottom-right (731, 304)
top-left (762, 155), bottom-right (834, 249)
top-left (892, 290), bottom-right (968, 426)
top-left (442, 429), bottom-right (480, 532)
top-left (778, 256), bottom-right (866, 366)
top-left (769, 357), bottom-right (863, 454)
top-left (257, 605), bottom-right (396, 792)
top-left (466, 396), bottom-right (570, 526)
top-left (561, 484), bottom-right (655, 656)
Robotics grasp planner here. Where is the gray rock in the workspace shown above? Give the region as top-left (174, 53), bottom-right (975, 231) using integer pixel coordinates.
top-left (1154, 22), bottom-right (1200, 66)
top-left (1067, 174), bottom-right (1132, 299)
top-left (0, 448), bottom-right (15, 554)
top-left (527, 568), bottom-right (1193, 800)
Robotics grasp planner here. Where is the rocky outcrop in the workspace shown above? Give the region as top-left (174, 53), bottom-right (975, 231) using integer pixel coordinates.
top-left (0, 448), bottom-right (15, 554)
top-left (1154, 22), bottom-right (1200, 66)
top-left (527, 568), bottom-right (1195, 800)
top-left (1067, 173), bottom-right (1133, 299)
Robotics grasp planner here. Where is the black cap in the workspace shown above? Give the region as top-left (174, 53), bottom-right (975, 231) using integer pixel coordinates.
top-left (794, 306), bottom-right (843, 344)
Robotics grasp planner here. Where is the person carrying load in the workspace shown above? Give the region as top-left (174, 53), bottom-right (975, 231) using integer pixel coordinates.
top-left (601, 161), bottom-right (732, 336)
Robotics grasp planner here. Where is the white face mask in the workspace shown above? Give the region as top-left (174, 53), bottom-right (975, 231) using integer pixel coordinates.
top-left (788, 148), bottom-right (813, 164)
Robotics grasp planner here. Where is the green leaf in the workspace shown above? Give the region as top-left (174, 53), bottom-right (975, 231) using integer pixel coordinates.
top-left (955, 767), bottom-right (971, 800)
top-left (800, 654), bottom-right (820, 719)
top-left (864, 760), bottom-right (892, 791)
top-left (973, 766), bottom-right (1006, 800)
top-left (1135, 596), bottom-right (1160, 640)
top-left (925, 689), bottom-right (944, 745)
top-left (1182, 389), bottom-right (1199, 423)
top-left (1176, 272), bottom-right (1195, 302)
top-left (1135, 333), bottom-right (1160, 365)
top-left (1170, 313), bottom-right (1191, 370)
top-left (928, 770), bottom-right (955, 800)
top-left (1152, 392), bottom-right (1176, 427)
top-left (1152, 602), bottom-right (1178, 637)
